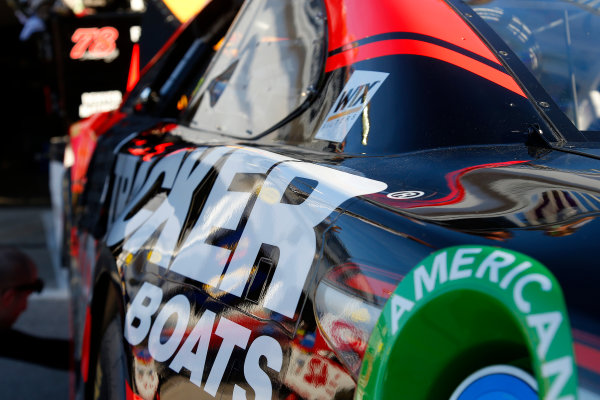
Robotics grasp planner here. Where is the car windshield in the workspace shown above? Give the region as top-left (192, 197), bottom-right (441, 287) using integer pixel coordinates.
top-left (468, 0), bottom-right (600, 132)
top-left (184, 0), bottom-right (325, 138)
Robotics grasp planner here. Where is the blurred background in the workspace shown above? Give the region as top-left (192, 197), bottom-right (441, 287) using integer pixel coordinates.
top-left (0, 0), bottom-right (206, 397)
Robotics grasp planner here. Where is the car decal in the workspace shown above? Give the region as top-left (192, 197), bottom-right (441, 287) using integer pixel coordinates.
top-left (357, 246), bottom-right (577, 400)
top-left (108, 145), bottom-right (387, 319)
top-left (315, 70), bottom-right (389, 143)
top-left (284, 343), bottom-right (355, 399)
top-left (323, 0), bottom-right (498, 60)
top-left (79, 90), bottom-right (124, 119)
top-left (322, 0), bottom-right (526, 97)
top-left (327, 32), bottom-right (503, 72)
top-left (132, 347), bottom-right (159, 400)
top-left (386, 191), bottom-right (426, 200)
top-left (125, 282), bottom-right (283, 399)
top-left (325, 38), bottom-right (525, 97)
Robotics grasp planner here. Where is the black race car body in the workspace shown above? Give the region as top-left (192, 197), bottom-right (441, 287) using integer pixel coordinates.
top-left (66, 0), bottom-right (600, 399)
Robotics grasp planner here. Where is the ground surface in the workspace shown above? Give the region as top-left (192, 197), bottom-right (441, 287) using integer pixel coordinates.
top-left (0, 206), bottom-right (70, 399)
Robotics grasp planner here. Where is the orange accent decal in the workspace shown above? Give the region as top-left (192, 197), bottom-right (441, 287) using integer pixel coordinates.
top-left (327, 106), bottom-right (362, 121)
top-left (162, 0), bottom-right (209, 23)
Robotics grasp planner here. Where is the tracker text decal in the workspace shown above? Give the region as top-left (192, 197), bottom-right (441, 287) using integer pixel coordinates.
top-left (108, 146), bottom-right (387, 318)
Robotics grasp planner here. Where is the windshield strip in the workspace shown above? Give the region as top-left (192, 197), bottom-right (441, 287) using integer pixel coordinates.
top-left (447, 0), bottom-right (588, 143)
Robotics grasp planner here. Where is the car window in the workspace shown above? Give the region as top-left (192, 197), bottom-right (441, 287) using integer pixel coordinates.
top-left (469, 0), bottom-right (600, 132)
top-left (184, 0), bottom-right (326, 138)
top-left (123, 0), bottom-right (243, 118)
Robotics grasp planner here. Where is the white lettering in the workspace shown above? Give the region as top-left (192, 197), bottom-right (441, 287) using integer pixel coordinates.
top-left (124, 282), bottom-right (285, 396)
top-left (475, 250), bottom-right (516, 283)
top-left (204, 318), bottom-right (251, 396)
top-left (513, 273), bottom-right (553, 313)
top-left (233, 336), bottom-right (283, 400)
top-left (391, 294), bottom-right (415, 335)
top-left (107, 151), bottom-right (186, 246)
top-left (170, 148), bottom-right (290, 287)
top-left (401, 248), bottom-right (575, 400)
top-left (223, 161), bottom-right (387, 317)
top-left (113, 146), bottom-right (387, 319)
top-left (148, 295), bottom-right (190, 362)
top-left (449, 248), bottom-right (481, 280)
top-left (542, 356), bottom-right (574, 400)
top-left (499, 261), bottom-right (532, 289)
top-left (123, 147), bottom-right (228, 268)
top-left (79, 90), bottom-right (122, 118)
top-left (124, 282), bottom-right (163, 345)
top-left (526, 311), bottom-right (562, 360)
top-left (414, 252), bottom-right (448, 301)
top-left (169, 310), bottom-right (216, 387)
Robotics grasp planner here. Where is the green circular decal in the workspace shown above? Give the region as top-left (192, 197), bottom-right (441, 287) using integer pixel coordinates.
top-left (356, 246), bottom-right (577, 400)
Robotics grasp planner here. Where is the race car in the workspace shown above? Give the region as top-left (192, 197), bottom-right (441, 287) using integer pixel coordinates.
top-left (64, 0), bottom-right (600, 399)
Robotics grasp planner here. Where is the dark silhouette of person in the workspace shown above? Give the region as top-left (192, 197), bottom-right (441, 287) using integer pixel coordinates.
top-left (0, 246), bottom-right (69, 370)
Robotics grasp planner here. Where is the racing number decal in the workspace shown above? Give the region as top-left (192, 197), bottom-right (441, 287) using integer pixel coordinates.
top-left (70, 27), bottom-right (119, 61)
top-left (108, 145), bottom-right (387, 318)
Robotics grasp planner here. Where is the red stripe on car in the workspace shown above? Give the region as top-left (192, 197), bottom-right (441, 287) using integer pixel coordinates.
top-left (325, 39), bottom-right (526, 97)
top-left (126, 43), bottom-right (141, 92)
top-left (323, 0), bottom-right (526, 97)
top-left (574, 342), bottom-right (600, 375)
top-left (81, 306), bottom-right (92, 383)
top-left (409, 160), bottom-right (530, 209)
top-left (323, 0), bottom-right (499, 63)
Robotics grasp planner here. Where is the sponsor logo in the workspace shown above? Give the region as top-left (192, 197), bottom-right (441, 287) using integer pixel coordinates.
top-left (285, 344), bottom-right (354, 400)
top-left (108, 146), bottom-right (387, 318)
top-left (386, 191), bottom-right (425, 200)
top-left (78, 90), bottom-right (122, 118)
top-left (315, 70), bottom-right (389, 143)
top-left (126, 282), bottom-right (282, 399)
top-left (383, 247), bottom-right (576, 400)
